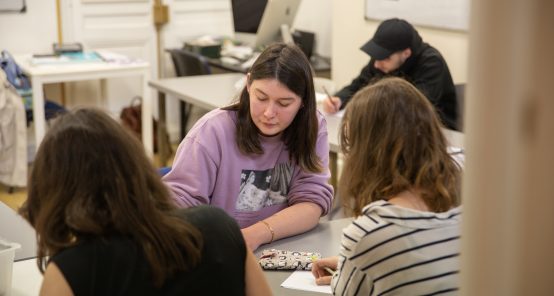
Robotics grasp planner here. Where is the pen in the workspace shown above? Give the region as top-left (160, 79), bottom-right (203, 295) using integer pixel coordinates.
top-left (323, 266), bottom-right (336, 276)
top-left (322, 86), bottom-right (338, 113)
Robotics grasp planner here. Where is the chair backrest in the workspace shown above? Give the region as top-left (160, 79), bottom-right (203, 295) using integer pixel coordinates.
top-left (455, 83), bottom-right (465, 131)
top-left (168, 49), bottom-right (211, 77)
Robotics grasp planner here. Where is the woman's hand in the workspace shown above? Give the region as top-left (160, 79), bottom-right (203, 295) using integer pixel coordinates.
top-left (311, 256), bottom-right (339, 285)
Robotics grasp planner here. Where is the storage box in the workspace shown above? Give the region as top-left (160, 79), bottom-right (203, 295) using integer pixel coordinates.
top-left (184, 42), bottom-right (222, 59)
top-left (0, 239), bottom-right (21, 296)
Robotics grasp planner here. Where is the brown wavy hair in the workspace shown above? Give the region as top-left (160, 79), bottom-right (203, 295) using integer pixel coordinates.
top-left (339, 77), bottom-right (461, 216)
top-left (19, 108), bottom-right (202, 286)
top-left (222, 42), bottom-right (322, 172)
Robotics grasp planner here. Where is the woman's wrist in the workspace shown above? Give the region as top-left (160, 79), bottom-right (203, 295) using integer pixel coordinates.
top-left (259, 220), bottom-right (275, 244)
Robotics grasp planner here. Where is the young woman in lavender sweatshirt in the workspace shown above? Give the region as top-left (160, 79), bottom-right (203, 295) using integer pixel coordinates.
top-left (163, 43), bottom-right (334, 250)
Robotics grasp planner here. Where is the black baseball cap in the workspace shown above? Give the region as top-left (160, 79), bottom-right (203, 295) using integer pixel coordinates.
top-left (360, 18), bottom-right (414, 60)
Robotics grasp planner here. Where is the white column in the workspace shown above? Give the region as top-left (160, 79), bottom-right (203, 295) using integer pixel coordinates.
top-left (141, 67), bottom-right (153, 157)
top-left (462, 0), bottom-right (554, 295)
top-left (31, 77), bottom-right (46, 150)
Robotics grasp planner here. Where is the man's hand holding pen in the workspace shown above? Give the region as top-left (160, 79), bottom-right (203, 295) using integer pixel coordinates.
top-left (321, 86), bottom-right (342, 114)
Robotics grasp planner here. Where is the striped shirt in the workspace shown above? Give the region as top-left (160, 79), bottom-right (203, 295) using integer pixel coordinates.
top-left (331, 200), bottom-right (461, 296)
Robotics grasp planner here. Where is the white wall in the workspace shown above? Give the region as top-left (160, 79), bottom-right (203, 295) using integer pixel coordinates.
top-left (0, 0), bottom-right (332, 145)
top-left (0, 0), bottom-right (62, 116)
top-left (331, 0), bottom-right (469, 88)
top-left (0, 0), bottom-right (57, 54)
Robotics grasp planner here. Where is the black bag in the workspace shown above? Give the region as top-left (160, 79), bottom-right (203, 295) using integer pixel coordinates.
top-left (120, 96), bottom-right (171, 155)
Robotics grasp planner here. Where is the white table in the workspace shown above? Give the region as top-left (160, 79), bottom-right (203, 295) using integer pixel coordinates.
top-left (149, 73), bottom-right (244, 163)
top-left (11, 218), bottom-right (353, 296)
top-left (0, 202), bottom-right (36, 261)
top-left (13, 55), bottom-right (153, 156)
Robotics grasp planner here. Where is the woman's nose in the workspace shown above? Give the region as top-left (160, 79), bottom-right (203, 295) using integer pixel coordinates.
top-left (264, 102), bottom-right (277, 118)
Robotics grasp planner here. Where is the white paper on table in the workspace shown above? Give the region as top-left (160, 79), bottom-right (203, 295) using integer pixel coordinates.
top-left (281, 271), bottom-right (332, 294)
top-left (315, 92), bottom-right (327, 103)
top-left (333, 109), bottom-right (345, 118)
top-left (315, 93), bottom-right (345, 118)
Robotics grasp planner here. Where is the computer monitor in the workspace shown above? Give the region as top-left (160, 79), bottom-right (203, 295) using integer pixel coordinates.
top-left (231, 0), bottom-right (301, 48)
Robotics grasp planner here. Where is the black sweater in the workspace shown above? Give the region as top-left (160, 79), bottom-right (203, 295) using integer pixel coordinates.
top-left (336, 41), bottom-right (458, 130)
top-left (52, 206), bottom-right (246, 296)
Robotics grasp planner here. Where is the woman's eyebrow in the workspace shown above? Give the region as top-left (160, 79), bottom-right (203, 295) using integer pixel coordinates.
top-left (255, 88), bottom-right (296, 101)
top-left (255, 88), bottom-right (268, 96)
top-left (277, 97), bottom-right (295, 102)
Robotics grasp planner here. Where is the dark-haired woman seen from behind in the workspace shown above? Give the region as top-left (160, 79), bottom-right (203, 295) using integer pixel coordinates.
top-left (19, 108), bottom-right (271, 296)
top-left (312, 77), bottom-right (462, 295)
top-left (163, 43), bottom-right (334, 251)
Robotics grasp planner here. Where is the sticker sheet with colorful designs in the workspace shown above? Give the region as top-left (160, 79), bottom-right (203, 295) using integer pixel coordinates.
top-left (258, 249), bottom-right (321, 270)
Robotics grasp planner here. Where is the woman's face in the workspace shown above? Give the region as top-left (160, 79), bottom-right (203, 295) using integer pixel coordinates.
top-left (248, 78), bottom-right (302, 137)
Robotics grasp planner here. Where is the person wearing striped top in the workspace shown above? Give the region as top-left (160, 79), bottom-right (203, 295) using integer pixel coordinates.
top-left (312, 77), bottom-right (462, 295)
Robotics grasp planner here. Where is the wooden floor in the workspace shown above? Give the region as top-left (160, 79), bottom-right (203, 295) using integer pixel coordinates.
top-left (0, 184), bottom-right (27, 210)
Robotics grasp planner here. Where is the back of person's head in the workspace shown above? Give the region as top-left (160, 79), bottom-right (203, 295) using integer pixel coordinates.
top-left (339, 77), bottom-right (460, 216)
top-left (20, 108), bottom-right (202, 286)
top-left (226, 42), bottom-right (321, 172)
top-left (360, 18), bottom-right (422, 60)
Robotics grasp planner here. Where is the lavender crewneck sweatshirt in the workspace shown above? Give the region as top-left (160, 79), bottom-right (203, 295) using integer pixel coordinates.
top-left (163, 109), bottom-right (334, 228)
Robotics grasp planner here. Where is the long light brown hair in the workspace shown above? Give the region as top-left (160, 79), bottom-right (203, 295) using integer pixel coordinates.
top-left (339, 77), bottom-right (460, 216)
top-left (19, 108), bottom-right (202, 286)
top-left (222, 43), bottom-right (322, 172)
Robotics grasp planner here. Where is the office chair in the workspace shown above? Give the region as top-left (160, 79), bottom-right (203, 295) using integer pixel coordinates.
top-left (455, 83), bottom-right (465, 131)
top-left (167, 49), bottom-right (212, 139)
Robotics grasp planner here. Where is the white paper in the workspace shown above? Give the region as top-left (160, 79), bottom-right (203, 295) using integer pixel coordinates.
top-left (281, 271), bottom-right (332, 294)
top-left (333, 109), bottom-right (345, 118)
top-left (315, 92), bottom-right (327, 103)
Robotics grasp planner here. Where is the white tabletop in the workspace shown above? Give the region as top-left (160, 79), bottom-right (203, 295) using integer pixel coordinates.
top-left (255, 218), bottom-right (353, 296)
top-left (13, 54), bottom-right (149, 80)
top-left (0, 203), bottom-right (36, 261)
top-left (148, 73), bottom-right (244, 111)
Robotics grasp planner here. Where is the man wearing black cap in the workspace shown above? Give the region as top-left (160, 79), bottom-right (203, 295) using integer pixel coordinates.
top-left (323, 18), bottom-right (458, 130)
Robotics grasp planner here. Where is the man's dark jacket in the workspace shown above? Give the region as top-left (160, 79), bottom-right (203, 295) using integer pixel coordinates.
top-left (335, 35), bottom-right (458, 130)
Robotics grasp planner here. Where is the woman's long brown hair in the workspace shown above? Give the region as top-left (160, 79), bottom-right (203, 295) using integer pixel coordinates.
top-left (339, 77), bottom-right (461, 216)
top-left (222, 42), bottom-right (322, 173)
top-left (19, 108), bottom-right (203, 287)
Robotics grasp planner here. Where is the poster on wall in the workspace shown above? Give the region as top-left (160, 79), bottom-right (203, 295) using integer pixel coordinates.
top-left (0, 0), bottom-right (26, 13)
top-left (365, 0), bottom-right (469, 31)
